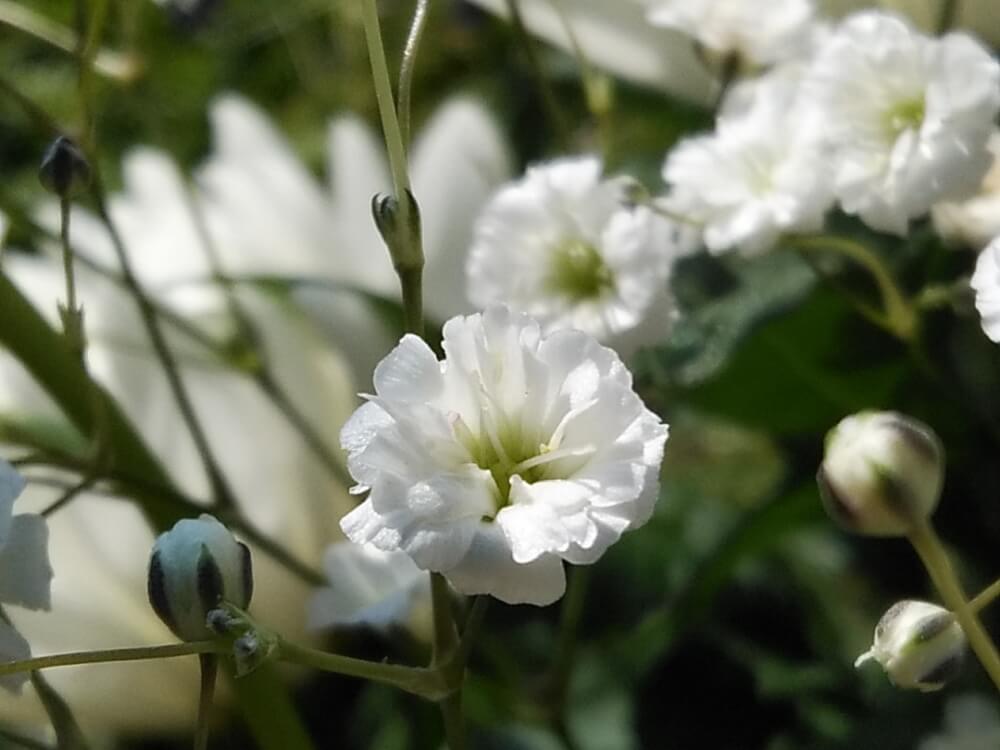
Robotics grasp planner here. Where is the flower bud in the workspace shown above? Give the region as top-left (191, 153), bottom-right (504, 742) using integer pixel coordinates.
top-left (38, 136), bottom-right (91, 198)
top-left (855, 600), bottom-right (966, 692)
top-left (817, 411), bottom-right (944, 536)
top-left (147, 514), bottom-right (253, 641)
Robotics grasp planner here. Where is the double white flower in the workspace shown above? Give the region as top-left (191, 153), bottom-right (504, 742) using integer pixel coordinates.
top-left (803, 11), bottom-right (1000, 235)
top-left (662, 66), bottom-right (832, 255)
top-left (339, 306), bottom-right (668, 606)
top-left (467, 156), bottom-right (686, 352)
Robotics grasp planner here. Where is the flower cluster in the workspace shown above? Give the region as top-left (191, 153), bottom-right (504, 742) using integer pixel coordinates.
top-left (662, 10), bottom-right (1000, 252)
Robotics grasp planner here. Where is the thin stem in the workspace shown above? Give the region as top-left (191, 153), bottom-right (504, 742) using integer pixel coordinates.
top-left (359, 0), bottom-right (425, 337)
top-left (88, 172), bottom-right (239, 510)
top-left (276, 637), bottom-right (446, 698)
top-left (454, 596), bottom-right (489, 668)
top-left (439, 694), bottom-right (467, 750)
top-left (971, 577), bottom-right (1000, 614)
top-left (790, 234), bottom-right (917, 341)
top-left (398, 0), bottom-right (430, 149)
top-left (937, 0), bottom-right (960, 33)
top-left (430, 572), bottom-right (459, 664)
top-left (908, 520), bottom-right (1000, 692)
top-left (0, 726), bottom-right (53, 750)
top-left (0, 642), bottom-right (225, 679)
top-left (504, 0), bottom-right (570, 149)
top-left (549, 566), bottom-right (588, 703)
top-left (0, 0), bottom-right (135, 81)
top-left (194, 654), bottom-right (218, 750)
top-left (58, 199), bottom-right (78, 345)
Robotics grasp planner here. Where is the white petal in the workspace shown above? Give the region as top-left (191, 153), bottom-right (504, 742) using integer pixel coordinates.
top-left (373, 335), bottom-right (443, 403)
top-left (446, 524), bottom-right (566, 605)
top-left (0, 459), bottom-right (25, 548)
top-left (0, 515), bottom-right (52, 611)
top-left (0, 620), bottom-right (30, 694)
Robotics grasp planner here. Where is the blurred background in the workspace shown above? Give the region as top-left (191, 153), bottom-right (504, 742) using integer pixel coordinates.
top-left (2, 1), bottom-right (1000, 749)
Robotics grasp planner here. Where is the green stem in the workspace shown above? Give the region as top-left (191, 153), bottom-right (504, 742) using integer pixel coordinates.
top-left (439, 693), bottom-right (467, 750)
top-left (58, 199), bottom-right (79, 346)
top-left (790, 234), bottom-right (917, 341)
top-left (398, 0), bottom-right (430, 149)
top-left (359, 0), bottom-right (425, 337)
top-left (937, 0), bottom-right (960, 33)
top-left (431, 572), bottom-right (459, 664)
top-left (277, 637), bottom-right (446, 698)
top-left (0, 0), bottom-right (135, 81)
top-left (88, 172), bottom-right (239, 510)
top-left (908, 520), bottom-right (1000, 693)
top-left (504, 0), bottom-right (570, 149)
top-left (548, 566), bottom-right (588, 704)
top-left (0, 642), bottom-right (225, 678)
top-left (194, 654), bottom-right (217, 750)
top-left (971, 577), bottom-right (1000, 614)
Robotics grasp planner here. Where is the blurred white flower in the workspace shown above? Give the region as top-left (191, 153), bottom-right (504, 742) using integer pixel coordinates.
top-left (932, 132), bottom-right (1000, 250)
top-left (971, 237), bottom-right (1000, 342)
top-left (463, 0), bottom-right (716, 103)
top-left (308, 542), bottom-right (429, 632)
top-left (0, 192), bottom-right (356, 730)
top-left (467, 156), bottom-right (685, 353)
top-left (662, 66), bottom-right (833, 255)
top-left (803, 11), bottom-right (1000, 234)
top-left (339, 305), bottom-right (668, 606)
top-left (197, 94), bottom-right (511, 381)
top-left (919, 694), bottom-right (1000, 750)
top-left (647, 0), bottom-right (817, 67)
top-left (0, 459), bottom-right (52, 694)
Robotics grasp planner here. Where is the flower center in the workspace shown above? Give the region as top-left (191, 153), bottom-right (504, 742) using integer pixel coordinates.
top-left (885, 97), bottom-right (925, 137)
top-left (450, 399), bottom-right (597, 515)
top-left (546, 238), bottom-right (615, 301)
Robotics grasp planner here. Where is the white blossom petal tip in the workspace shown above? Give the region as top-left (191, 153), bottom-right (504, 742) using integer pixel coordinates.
top-left (339, 305), bottom-right (668, 605)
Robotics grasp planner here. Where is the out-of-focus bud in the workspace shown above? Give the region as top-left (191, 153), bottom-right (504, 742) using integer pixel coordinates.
top-left (39, 136), bottom-right (91, 198)
top-left (817, 411), bottom-right (944, 536)
top-left (855, 600), bottom-right (966, 692)
top-left (147, 515), bottom-right (253, 641)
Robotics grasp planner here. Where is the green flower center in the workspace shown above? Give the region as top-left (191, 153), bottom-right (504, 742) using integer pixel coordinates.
top-left (885, 97), bottom-right (925, 137)
top-left (451, 403), bottom-right (596, 515)
top-left (546, 239), bottom-right (615, 301)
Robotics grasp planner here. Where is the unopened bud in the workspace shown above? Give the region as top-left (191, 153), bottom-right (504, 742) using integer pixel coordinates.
top-left (371, 189), bottom-right (422, 268)
top-left (39, 136), bottom-right (91, 198)
top-left (147, 515), bottom-right (253, 641)
top-left (817, 411), bottom-right (943, 536)
top-left (855, 600), bottom-right (966, 691)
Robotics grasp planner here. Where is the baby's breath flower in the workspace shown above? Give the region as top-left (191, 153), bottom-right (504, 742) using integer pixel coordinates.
top-left (971, 236), bottom-right (1000, 342)
top-left (647, 0), bottom-right (816, 67)
top-left (803, 11), bottom-right (1000, 235)
top-left (339, 306), bottom-right (668, 605)
top-left (933, 132), bottom-right (1000, 249)
top-left (467, 157), bottom-right (686, 353)
top-left (662, 66), bottom-right (833, 255)
top-left (307, 542), bottom-right (429, 632)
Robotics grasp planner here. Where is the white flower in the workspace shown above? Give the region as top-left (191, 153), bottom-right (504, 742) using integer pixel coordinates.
top-left (803, 11), bottom-right (1000, 235)
top-left (647, 0), bottom-right (816, 67)
top-left (339, 306), bottom-right (668, 606)
top-left (466, 156), bottom-right (686, 353)
top-left (662, 66), bottom-right (833, 255)
top-left (0, 459), bottom-right (52, 694)
top-left (919, 694), bottom-right (1000, 750)
top-left (463, 0), bottom-right (715, 103)
top-left (933, 132), bottom-right (1000, 249)
top-left (307, 542), bottom-right (429, 632)
top-left (971, 237), bottom-right (1000, 342)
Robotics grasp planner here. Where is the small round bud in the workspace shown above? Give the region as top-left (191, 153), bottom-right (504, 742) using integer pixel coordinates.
top-left (817, 411), bottom-right (944, 536)
top-left (855, 600), bottom-right (966, 692)
top-left (38, 136), bottom-right (91, 198)
top-left (147, 514), bottom-right (253, 641)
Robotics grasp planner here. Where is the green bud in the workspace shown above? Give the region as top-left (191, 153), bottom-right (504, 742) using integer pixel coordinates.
top-left (855, 600), bottom-right (966, 692)
top-left (370, 189), bottom-right (422, 269)
top-left (39, 136), bottom-right (91, 198)
top-left (817, 411), bottom-right (943, 536)
top-left (147, 514), bottom-right (253, 641)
